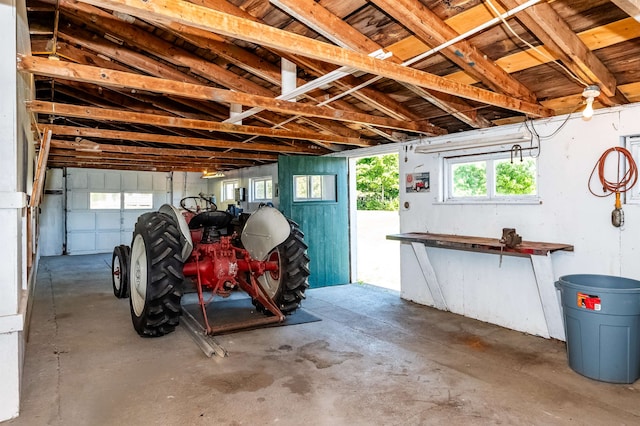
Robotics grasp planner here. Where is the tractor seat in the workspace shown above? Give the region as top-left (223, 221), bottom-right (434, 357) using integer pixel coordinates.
top-left (188, 211), bottom-right (234, 230)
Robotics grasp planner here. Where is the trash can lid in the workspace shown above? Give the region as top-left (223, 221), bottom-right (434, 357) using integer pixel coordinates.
top-left (557, 274), bottom-right (640, 293)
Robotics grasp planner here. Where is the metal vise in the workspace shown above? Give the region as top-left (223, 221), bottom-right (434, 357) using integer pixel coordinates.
top-left (499, 228), bottom-right (522, 249)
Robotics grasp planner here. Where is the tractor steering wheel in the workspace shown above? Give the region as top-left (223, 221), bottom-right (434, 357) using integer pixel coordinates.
top-left (180, 195), bottom-right (217, 214)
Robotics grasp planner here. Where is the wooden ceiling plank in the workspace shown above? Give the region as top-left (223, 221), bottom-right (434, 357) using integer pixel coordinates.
top-left (27, 101), bottom-right (373, 146)
top-left (19, 56), bottom-right (444, 135)
top-left (187, 0), bottom-right (439, 124)
top-left (48, 155), bottom-right (251, 169)
top-left (498, 0), bottom-right (620, 99)
top-left (74, 0), bottom-right (552, 117)
top-left (49, 149), bottom-right (261, 166)
top-left (611, 0), bottom-right (640, 23)
top-left (46, 160), bottom-right (213, 172)
top-left (50, 140), bottom-right (277, 161)
top-left (368, 0), bottom-right (536, 103)
top-left (46, 124), bottom-right (323, 154)
top-left (270, 0), bottom-right (489, 129)
top-left (57, 29), bottom-right (346, 141)
top-left (59, 1), bottom-right (361, 143)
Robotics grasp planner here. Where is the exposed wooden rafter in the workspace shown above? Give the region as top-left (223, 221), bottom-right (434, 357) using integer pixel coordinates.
top-left (75, 0), bottom-right (552, 117)
top-left (367, 0), bottom-right (536, 102)
top-left (27, 101), bottom-right (372, 146)
top-left (18, 55), bottom-right (444, 135)
top-left (498, 0), bottom-right (622, 101)
top-left (185, 0), bottom-right (433, 124)
top-left (46, 125), bottom-right (324, 154)
top-left (270, 0), bottom-right (491, 129)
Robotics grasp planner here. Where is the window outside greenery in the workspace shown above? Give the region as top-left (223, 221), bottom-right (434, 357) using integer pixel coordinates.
top-left (495, 158), bottom-right (537, 196)
top-left (452, 161), bottom-right (487, 197)
top-left (447, 155), bottom-right (537, 201)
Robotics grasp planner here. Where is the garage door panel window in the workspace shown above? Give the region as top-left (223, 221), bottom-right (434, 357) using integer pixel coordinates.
top-left (90, 192), bottom-right (121, 209)
top-left (124, 193), bottom-right (153, 209)
top-left (445, 153), bottom-right (538, 202)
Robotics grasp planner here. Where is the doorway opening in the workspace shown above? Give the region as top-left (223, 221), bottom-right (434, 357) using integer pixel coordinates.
top-left (353, 153), bottom-right (400, 291)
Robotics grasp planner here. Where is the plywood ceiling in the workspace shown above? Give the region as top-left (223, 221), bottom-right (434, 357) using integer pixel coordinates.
top-left (22, 0), bottom-right (640, 172)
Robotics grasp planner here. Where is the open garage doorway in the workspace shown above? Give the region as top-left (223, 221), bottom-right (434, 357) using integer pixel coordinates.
top-left (352, 154), bottom-right (400, 291)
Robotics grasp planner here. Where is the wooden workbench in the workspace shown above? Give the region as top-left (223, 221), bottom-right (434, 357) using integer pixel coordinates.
top-left (387, 232), bottom-right (574, 340)
top-left (386, 232), bottom-right (574, 257)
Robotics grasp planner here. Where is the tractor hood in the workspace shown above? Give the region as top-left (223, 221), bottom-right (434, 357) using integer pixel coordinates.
top-left (241, 206), bottom-right (291, 261)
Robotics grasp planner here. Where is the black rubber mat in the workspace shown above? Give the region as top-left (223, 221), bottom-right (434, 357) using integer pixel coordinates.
top-left (181, 293), bottom-right (321, 335)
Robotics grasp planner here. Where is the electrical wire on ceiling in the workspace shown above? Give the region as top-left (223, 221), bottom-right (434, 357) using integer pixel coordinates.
top-left (485, 0), bottom-right (590, 88)
top-left (523, 102), bottom-right (581, 158)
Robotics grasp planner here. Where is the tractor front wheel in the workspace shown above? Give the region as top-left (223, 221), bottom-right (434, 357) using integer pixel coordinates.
top-left (129, 212), bottom-right (184, 337)
top-left (254, 220), bottom-right (310, 315)
top-left (111, 245), bottom-right (130, 298)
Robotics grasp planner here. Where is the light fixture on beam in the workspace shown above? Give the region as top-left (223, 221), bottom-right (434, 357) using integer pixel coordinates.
top-left (582, 85), bottom-right (600, 120)
top-left (201, 170), bottom-right (225, 179)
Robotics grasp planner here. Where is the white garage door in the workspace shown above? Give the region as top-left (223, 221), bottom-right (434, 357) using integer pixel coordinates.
top-left (66, 169), bottom-right (169, 255)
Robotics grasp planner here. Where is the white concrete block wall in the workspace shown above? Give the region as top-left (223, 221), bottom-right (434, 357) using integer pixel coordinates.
top-left (398, 103), bottom-right (640, 339)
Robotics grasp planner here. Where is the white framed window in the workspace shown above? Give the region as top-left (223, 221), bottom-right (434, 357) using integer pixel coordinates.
top-left (89, 192), bottom-right (121, 209)
top-left (625, 136), bottom-right (640, 203)
top-left (444, 152), bottom-right (538, 203)
top-left (124, 193), bottom-right (153, 209)
top-left (221, 180), bottom-right (239, 202)
top-left (251, 177), bottom-right (273, 202)
top-left (294, 174), bottom-right (337, 202)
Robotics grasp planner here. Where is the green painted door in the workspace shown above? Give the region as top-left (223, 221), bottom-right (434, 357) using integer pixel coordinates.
top-left (278, 155), bottom-right (349, 288)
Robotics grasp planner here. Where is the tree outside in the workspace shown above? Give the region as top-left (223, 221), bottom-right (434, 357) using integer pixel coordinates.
top-left (452, 161), bottom-right (487, 196)
top-left (495, 158), bottom-right (536, 195)
top-left (356, 154), bottom-right (399, 211)
top-left (452, 158), bottom-right (536, 196)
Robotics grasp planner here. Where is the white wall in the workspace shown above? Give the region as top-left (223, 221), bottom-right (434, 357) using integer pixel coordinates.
top-left (40, 169), bottom-right (65, 256)
top-left (0, 0), bottom-right (33, 420)
top-left (208, 163), bottom-right (278, 213)
top-left (398, 103), bottom-right (640, 339)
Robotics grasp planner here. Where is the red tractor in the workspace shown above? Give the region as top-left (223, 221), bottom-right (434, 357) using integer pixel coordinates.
top-left (111, 196), bottom-right (309, 337)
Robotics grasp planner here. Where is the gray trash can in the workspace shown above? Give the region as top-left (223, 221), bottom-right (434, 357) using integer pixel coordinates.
top-left (555, 274), bottom-right (640, 383)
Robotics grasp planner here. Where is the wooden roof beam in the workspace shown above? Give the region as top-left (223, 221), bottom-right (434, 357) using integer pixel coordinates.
top-left (270, 0), bottom-right (490, 129)
top-left (56, 28), bottom-right (351, 143)
top-left (47, 156), bottom-right (247, 171)
top-left (187, 0), bottom-right (441, 123)
top-left (496, 0), bottom-right (619, 99)
top-left (18, 56), bottom-right (444, 135)
top-left (367, 0), bottom-right (536, 103)
top-left (75, 0), bottom-right (552, 117)
top-left (26, 101), bottom-right (373, 146)
top-left (50, 140), bottom-right (277, 161)
top-left (46, 125), bottom-right (324, 154)
top-left (57, 1), bottom-right (360, 144)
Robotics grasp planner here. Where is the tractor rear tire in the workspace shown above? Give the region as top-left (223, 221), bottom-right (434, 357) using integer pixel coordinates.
top-left (112, 245), bottom-right (130, 298)
top-left (129, 212), bottom-right (184, 337)
top-left (254, 220), bottom-right (310, 315)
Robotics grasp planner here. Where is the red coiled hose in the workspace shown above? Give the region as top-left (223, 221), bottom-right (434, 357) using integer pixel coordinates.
top-left (588, 147), bottom-right (638, 198)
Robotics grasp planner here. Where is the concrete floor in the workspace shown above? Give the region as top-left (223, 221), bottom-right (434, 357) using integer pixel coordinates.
top-left (8, 254), bottom-right (640, 425)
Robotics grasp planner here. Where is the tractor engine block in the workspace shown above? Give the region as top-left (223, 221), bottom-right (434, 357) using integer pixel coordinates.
top-left (183, 235), bottom-right (239, 296)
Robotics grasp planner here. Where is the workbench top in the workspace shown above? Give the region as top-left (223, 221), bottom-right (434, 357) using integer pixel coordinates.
top-left (386, 232), bottom-right (574, 257)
